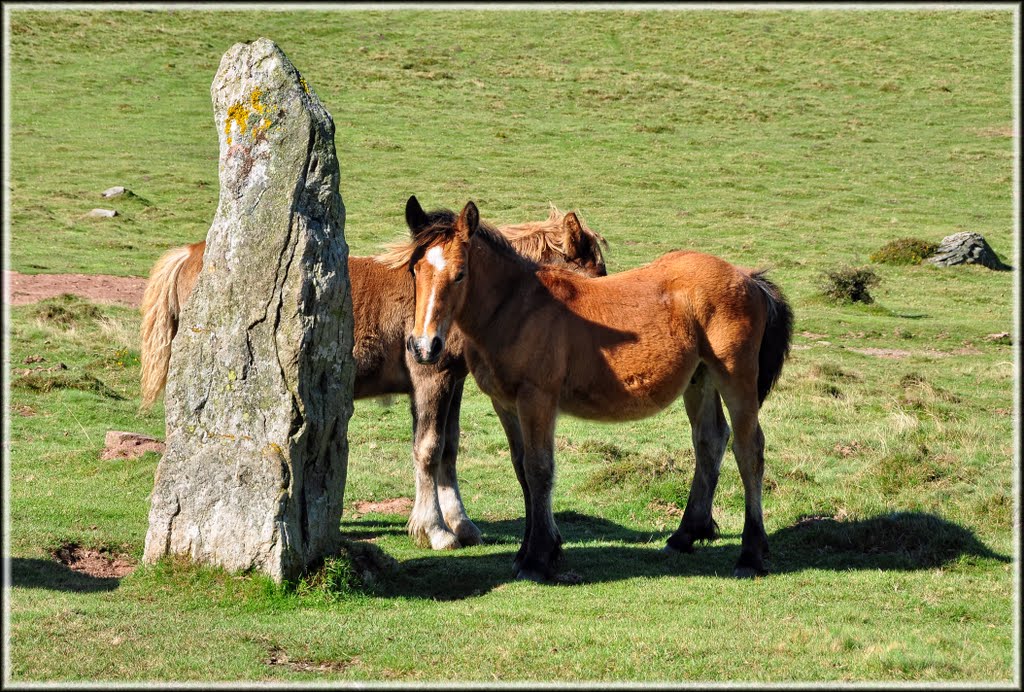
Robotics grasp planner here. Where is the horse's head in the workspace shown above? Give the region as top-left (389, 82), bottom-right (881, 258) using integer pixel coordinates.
top-left (404, 195), bottom-right (478, 365)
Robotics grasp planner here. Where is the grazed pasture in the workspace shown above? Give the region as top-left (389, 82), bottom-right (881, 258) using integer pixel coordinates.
top-left (4, 8), bottom-right (1017, 683)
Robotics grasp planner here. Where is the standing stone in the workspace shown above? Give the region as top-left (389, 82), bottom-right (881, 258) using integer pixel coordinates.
top-left (143, 38), bottom-right (354, 582)
top-left (928, 232), bottom-right (1011, 270)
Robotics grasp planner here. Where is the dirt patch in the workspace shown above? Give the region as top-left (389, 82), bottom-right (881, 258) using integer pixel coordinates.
top-left (102, 430), bottom-right (165, 460)
top-left (847, 347), bottom-right (912, 359)
top-left (648, 499), bottom-right (684, 518)
top-left (975, 125), bottom-right (1014, 138)
top-left (350, 497), bottom-right (413, 518)
top-left (5, 270), bottom-right (146, 308)
top-left (266, 646), bottom-right (360, 673)
top-left (833, 440), bottom-right (866, 458)
top-left (53, 543), bottom-right (135, 579)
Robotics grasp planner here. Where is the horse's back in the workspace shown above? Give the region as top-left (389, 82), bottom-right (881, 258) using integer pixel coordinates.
top-left (531, 250), bottom-right (766, 419)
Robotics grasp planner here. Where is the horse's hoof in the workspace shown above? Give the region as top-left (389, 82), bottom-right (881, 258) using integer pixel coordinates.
top-left (453, 523), bottom-right (484, 547)
top-left (664, 534), bottom-right (697, 554)
top-left (515, 568), bottom-right (550, 583)
top-left (430, 532), bottom-right (462, 551)
top-left (732, 566), bottom-right (760, 579)
top-left (660, 544), bottom-right (682, 556)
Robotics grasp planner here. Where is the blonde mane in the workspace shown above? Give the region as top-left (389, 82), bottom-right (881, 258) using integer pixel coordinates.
top-left (376, 203), bottom-right (607, 270)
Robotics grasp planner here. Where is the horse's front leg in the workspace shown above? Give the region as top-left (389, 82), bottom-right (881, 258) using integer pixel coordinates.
top-left (492, 401), bottom-right (530, 575)
top-left (436, 378), bottom-right (483, 546)
top-left (513, 388), bottom-right (562, 583)
top-left (406, 377), bottom-right (461, 550)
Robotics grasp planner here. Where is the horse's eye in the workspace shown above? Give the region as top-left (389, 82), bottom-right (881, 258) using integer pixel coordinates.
top-left (454, 270), bottom-right (465, 283)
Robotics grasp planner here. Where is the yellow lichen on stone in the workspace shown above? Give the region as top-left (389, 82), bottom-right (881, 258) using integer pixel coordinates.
top-left (250, 87), bottom-right (267, 114)
top-left (224, 101), bottom-right (250, 145)
top-left (224, 88), bottom-right (273, 145)
top-left (249, 87), bottom-right (273, 138)
top-left (299, 76), bottom-right (309, 94)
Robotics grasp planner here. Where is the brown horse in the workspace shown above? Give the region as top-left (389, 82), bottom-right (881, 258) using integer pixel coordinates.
top-left (393, 199), bottom-right (793, 580)
top-left (139, 200), bottom-right (607, 550)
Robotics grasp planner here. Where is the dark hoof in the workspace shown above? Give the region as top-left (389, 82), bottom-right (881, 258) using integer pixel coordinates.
top-left (664, 534), bottom-right (696, 554)
top-left (515, 568), bottom-right (550, 583)
top-left (733, 552), bottom-right (768, 578)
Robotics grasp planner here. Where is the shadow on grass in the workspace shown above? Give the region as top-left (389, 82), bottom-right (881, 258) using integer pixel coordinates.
top-left (8, 557), bottom-right (122, 593)
top-left (353, 510), bottom-right (1010, 601)
top-left (341, 510), bottom-right (657, 546)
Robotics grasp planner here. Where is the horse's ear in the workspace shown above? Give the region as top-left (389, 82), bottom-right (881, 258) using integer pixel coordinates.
top-left (563, 211), bottom-right (585, 250)
top-left (458, 201), bottom-right (479, 240)
top-left (406, 195), bottom-right (430, 236)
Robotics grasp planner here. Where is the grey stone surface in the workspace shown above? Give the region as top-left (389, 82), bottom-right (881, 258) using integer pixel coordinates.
top-left (88, 208), bottom-right (118, 217)
top-left (102, 186), bottom-right (127, 198)
top-left (143, 38), bottom-right (354, 582)
top-left (928, 232), bottom-right (1010, 270)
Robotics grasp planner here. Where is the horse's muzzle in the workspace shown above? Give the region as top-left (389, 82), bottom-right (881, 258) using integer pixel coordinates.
top-left (407, 335), bottom-right (443, 364)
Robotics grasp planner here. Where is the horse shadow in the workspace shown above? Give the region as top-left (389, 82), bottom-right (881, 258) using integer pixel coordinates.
top-left (7, 557), bottom-right (123, 593)
top-left (350, 510), bottom-right (1010, 601)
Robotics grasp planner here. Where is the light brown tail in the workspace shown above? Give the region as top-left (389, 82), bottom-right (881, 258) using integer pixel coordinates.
top-left (139, 242), bottom-right (204, 408)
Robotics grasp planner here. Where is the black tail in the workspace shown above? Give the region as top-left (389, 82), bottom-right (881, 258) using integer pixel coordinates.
top-left (749, 270), bottom-right (793, 406)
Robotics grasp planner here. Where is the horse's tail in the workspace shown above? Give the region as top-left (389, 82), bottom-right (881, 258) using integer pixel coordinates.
top-left (749, 270), bottom-right (793, 406)
top-left (140, 242), bottom-right (203, 408)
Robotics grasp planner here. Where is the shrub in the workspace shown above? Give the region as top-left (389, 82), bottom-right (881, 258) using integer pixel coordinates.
top-left (869, 238), bottom-right (938, 265)
top-left (32, 293), bottom-right (102, 327)
top-left (818, 266), bottom-right (881, 304)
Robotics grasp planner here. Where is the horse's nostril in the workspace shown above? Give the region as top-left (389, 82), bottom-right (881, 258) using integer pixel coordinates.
top-left (406, 336), bottom-right (416, 354)
top-left (430, 336), bottom-right (442, 356)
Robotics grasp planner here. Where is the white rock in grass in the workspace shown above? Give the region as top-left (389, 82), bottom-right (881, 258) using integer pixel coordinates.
top-left (88, 208), bottom-right (118, 217)
top-left (101, 186), bottom-right (128, 198)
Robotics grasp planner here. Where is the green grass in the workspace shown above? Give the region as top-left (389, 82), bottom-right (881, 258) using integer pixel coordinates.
top-left (5, 8), bottom-right (1017, 684)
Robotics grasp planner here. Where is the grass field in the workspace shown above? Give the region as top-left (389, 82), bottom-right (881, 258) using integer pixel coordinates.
top-left (4, 7), bottom-right (1019, 684)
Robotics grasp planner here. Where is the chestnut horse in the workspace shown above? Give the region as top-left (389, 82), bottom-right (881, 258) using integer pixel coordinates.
top-left (394, 200), bottom-right (793, 580)
top-left (140, 200), bottom-right (607, 551)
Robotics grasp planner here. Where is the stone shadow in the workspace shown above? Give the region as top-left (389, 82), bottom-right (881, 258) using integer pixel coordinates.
top-left (8, 557), bottom-right (122, 593)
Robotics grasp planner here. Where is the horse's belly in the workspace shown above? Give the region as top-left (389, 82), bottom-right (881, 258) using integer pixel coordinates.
top-left (560, 358), bottom-right (693, 422)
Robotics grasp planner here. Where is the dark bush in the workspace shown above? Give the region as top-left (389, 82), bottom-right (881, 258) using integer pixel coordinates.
top-left (869, 238), bottom-right (938, 265)
top-left (818, 266), bottom-right (880, 304)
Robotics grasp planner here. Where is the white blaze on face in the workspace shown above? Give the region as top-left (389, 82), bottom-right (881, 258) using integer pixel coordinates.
top-left (426, 246), bottom-right (446, 271)
top-left (422, 289), bottom-right (437, 335)
top-left (421, 246), bottom-right (446, 336)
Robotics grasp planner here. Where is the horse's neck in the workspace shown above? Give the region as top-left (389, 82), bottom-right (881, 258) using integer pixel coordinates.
top-left (457, 237), bottom-right (536, 343)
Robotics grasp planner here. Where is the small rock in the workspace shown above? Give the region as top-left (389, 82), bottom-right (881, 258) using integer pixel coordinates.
top-left (88, 208), bottom-right (119, 218)
top-left (984, 332), bottom-right (1011, 343)
top-left (929, 232), bottom-right (1010, 270)
top-left (23, 355), bottom-right (45, 364)
top-left (101, 186), bottom-right (128, 198)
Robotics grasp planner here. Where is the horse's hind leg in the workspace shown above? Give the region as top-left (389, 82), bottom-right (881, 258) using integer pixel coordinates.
top-left (407, 377), bottom-right (461, 550)
top-left (713, 370), bottom-right (770, 577)
top-left (492, 401), bottom-right (531, 575)
top-left (666, 365), bottom-right (729, 554)
top-left (436, 378), bottom-right (483, 546)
